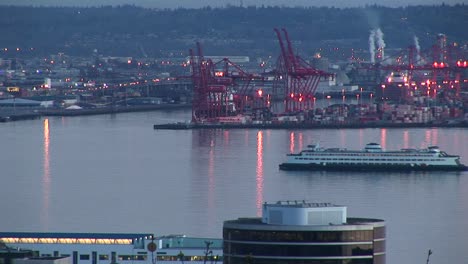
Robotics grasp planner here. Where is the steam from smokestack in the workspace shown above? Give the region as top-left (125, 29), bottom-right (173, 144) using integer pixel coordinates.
top-left (413, 36), bottom-right (421, 63)
top-left (369, 28), bottom-right (386, 63)
top-left (375, 28), bottom-right (385, 60)
top-left (369, 30), bottom-right (376, 63)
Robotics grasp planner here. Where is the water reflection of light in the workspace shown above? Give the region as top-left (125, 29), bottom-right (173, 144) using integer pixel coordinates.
top-left (403, 130), bottom-right (409, 149)
top-left (42, 118), bottom-right (50, 230)
top-left (380, 129), bottom-right (387, 149)
top-left (256, 131), bottom-right (264, 217)
top-left (426, 129), bottom-right (438, 146)
top-left (298, 132), bottom-right (303, 151)
top-left (423, 130), bottom-right (432, 148)
top-left (422, 129), bottom-right (438, 148)
top-left (208, 139), bottom-right (215, 200)
top-left (289, 132), bottom-right (295, 153)
top-left (206, 138), bottom-right (216, 228)
top-left (223, 130), bottom-right (229, 145)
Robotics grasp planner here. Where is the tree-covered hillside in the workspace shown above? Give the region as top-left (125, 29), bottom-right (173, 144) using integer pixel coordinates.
top-left (0, 4), bottom-right (466, 57)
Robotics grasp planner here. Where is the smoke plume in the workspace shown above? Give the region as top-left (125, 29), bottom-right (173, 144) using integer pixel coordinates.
top-left (375, 28), bottom-right (386, 59)
top-left (413, 36), bottom-right (421, 63)
top-left (368, 28), bottom-right (386, 63)
top-left (369, 30), bottom-right (376, 63)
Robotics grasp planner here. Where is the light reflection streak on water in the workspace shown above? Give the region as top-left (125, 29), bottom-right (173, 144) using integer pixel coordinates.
top-left (42, 118), bottom-right (50, 230)
top-left (256, 131), bottom-right (264, 217)
top-left (223, 130), bottom-right (229, 146)
top-left (403, 130), bottom-right (409, 149)
top-left (424, 130), bottom-right (432, 148)
top-left (431, 129), bottom-right (438, 146)
top-left (380, 129), bottom-right (387, 149)
top-left (298, 132), bottom-right (303, 151)
top-left (289, 132), bottom-right (295, 153)
top-left (208, 139), bottom-right (215, 209)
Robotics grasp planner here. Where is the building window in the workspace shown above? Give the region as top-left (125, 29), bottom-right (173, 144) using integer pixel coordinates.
top-left (80, 255), bottom-right (90, 260)
top-left (99, 255), bottom-right (109, 260)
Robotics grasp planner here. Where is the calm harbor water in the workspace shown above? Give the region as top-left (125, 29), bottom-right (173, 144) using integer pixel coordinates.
top-left (1, 109), bottom-right (467, 264)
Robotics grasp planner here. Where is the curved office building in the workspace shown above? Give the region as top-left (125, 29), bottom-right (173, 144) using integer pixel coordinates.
top-left (223, 201), bottom-right (385, 264)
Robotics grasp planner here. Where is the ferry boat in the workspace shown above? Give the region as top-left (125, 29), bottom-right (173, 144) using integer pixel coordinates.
top-left (279, 143), bottom-right (467, 171)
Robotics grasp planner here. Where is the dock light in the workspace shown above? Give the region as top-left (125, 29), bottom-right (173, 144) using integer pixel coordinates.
top-left (457, 61), bottom-right (467, 68)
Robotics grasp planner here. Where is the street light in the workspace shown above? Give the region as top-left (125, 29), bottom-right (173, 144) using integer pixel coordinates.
top-left (359, 87), bottom-right (363, 104)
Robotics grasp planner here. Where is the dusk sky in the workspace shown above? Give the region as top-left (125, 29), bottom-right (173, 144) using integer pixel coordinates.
top-left (0, 0), bottom-right (465, 8)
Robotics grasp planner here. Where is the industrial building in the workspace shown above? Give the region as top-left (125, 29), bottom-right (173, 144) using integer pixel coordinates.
top-left (0, 233), bottom-right (222, 264)
top-left (223, 201), bottom-right (385, 264)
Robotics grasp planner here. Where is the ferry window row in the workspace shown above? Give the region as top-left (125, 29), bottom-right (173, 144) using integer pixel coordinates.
top-left (304, 153), bottom-right (435, 157)
top-left (223, 229), bottom-right (374, 242)
top-left (297, 157), bottom-right (443, 161)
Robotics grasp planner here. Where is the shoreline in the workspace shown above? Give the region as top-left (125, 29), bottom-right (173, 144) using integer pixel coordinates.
top-left (0, 104), bottom-right (190, 122)
top-left (153, 121), bottom-right (468, 130)
top-left (38, 104), bottom-right (190, 116)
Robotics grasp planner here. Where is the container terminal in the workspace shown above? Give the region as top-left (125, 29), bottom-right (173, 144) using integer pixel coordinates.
top-left (1, 30), bottom-right (467, 126)
top-left (154, 30), bottom-right (468, 130)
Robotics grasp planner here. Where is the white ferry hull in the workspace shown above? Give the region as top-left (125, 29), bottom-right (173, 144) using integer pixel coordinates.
top-left (279, 143), bottom-right (467, 172)
top-left (279, 162), bottom-right (467, 171)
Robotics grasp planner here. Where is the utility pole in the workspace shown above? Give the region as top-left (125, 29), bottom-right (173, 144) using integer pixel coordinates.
top-left (426, 249), bottom-right (432, 264)
top-left (203, 241), bottom-right (213, 264)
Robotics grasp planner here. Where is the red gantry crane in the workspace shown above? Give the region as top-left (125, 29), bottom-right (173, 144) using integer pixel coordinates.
top-left (189, 42), bottom-right (266, 123)
top-left (190, 42), bottom-right (230, 123)
top-left (273, 28), bottom-right (333, 113)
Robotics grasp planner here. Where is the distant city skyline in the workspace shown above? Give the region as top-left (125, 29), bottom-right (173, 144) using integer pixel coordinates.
top-left (0, 0), bottom-right (465, 8)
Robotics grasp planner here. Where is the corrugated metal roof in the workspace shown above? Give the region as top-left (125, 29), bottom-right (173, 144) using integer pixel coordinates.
top-left (0, 98), bottom-right (41, 106)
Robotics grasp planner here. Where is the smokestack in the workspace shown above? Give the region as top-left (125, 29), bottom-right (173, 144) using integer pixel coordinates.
top-left (369, 29), bottom-right (376, 63)
top-left (375, 28), bottom-right (385, 61)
